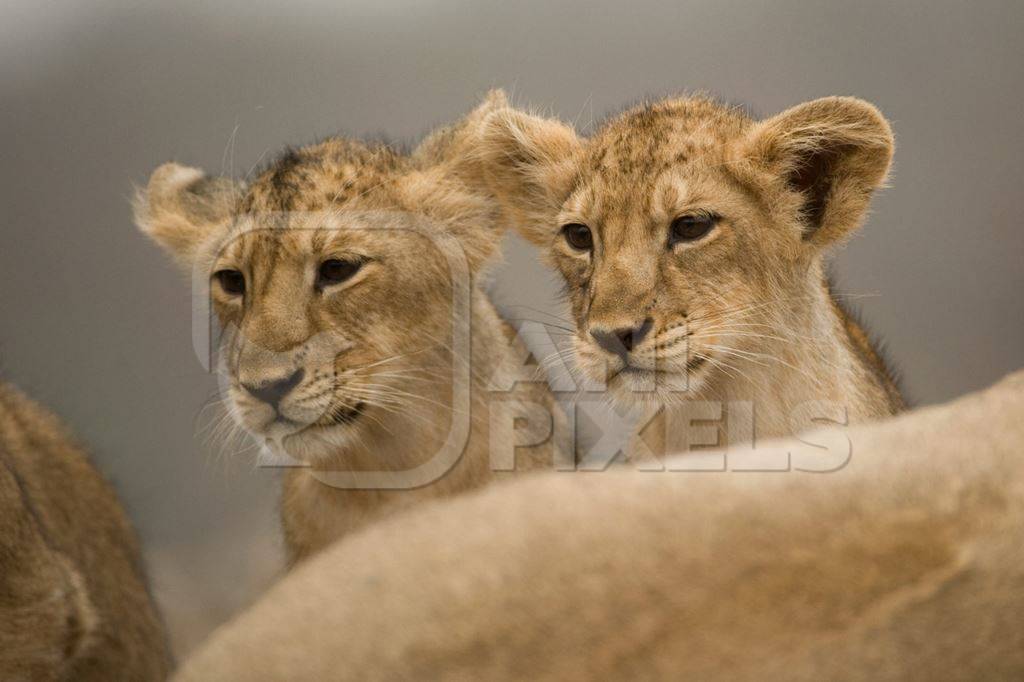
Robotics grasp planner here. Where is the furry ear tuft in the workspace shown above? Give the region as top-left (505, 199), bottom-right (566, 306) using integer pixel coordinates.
top-left (412, 88), bottom-right (510, 175)
top-left (133, 162), bottom-right (240, 266)
top-left (744, 97), bottom-right (894, 247)
top-left (405, 90), bottom-right (517, 273)
top-left (476, 107), bottom-right (582, 247)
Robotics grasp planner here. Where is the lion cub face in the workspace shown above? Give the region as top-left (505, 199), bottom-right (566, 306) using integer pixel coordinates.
top-left (206, 212), bottom-right (459, 460)
top-left (478, 96), bottom-right (893, 403)
top-left (137, 138), bottom-right (499, 462)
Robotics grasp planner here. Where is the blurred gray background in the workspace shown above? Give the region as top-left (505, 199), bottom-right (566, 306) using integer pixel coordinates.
top-left (2, 0), bottom-right (1021, 656)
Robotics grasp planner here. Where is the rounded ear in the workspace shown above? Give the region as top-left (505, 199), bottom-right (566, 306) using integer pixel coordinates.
top-left (412, 88), bottom-right (510, 174)
top-left (133, 162), bottom-right (241, 267)
top-left (742, 97), bottom-right (894, 248)
top-left (404, 90), bottom-right (515, 273)
top-left (476, 107), bottom-right (582, 247)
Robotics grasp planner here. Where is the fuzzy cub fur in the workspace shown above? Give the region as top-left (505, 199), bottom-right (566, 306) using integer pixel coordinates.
top-left (474, 94), bottom-right (904, 459)
top-left (135, 92), bottom-right (569, 563)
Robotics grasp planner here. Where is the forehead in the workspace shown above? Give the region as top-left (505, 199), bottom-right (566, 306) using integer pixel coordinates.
top-left (588, 98), bottom-right (750, 172)
top-left (218, 138), bottom-right (424, 263)
top-left (572, 98), bottom-right (752, 213)
top-left (241, 138), bottom-right (407, 214)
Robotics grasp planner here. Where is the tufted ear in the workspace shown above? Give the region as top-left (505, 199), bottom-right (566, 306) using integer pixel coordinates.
top-left (413, 88), bottom-right (510, 178)
top-left (133, 163), bottom-right (241, 267)
top-left (476, 107), bottom-right (582, 247)
top-left (742, 97), bottom-right (894, 248)
top-left (404, 89), bottom-right (522, 274)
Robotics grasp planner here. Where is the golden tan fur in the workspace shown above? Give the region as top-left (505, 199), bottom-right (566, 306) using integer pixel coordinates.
top-left (0, 383), bottom-right (170, 680)
top-left (474, 94), bottom-right (904, 458)
top-left (172, 369), bottom-right (1024, 680)
top-left (135, 93), bottom-right (568, 564)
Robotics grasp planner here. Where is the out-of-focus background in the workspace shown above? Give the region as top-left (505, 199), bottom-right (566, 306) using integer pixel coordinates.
top-left (2, 0), bottom-right (1021, 656)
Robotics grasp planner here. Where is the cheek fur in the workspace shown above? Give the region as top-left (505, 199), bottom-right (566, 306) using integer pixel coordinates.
top-left (553, 252), bottom-right (591, 327)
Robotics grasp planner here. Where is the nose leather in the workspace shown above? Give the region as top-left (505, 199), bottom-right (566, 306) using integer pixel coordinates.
top-left (242, 368), bottom-right (305, 409)
top-left (590, 317), bottom-right (654, 360)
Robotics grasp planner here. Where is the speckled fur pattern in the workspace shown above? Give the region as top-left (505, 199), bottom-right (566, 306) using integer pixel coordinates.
top-left (475, 93), bottom-right (904, 458)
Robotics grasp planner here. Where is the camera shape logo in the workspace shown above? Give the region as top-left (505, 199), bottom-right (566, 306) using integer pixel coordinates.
top-left (191, 209), bottom-right (473, 490)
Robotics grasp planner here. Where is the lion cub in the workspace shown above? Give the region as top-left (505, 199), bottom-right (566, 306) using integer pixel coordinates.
top-left (136, 94), bottom-right (567, 564)
top-left (475, 95), bottom-right (904, 460)
top-left (0, 383), bottom-right (170, 680)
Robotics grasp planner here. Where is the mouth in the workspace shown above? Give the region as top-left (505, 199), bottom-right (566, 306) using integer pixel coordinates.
top-left (260, 401), bottom-right (367, 436)
top-left (613, 355), bottom-right (706, 379)
top-left (602, 355), bottom-right (711, 402)
top-left (617, 364), bottom-right (659, 378)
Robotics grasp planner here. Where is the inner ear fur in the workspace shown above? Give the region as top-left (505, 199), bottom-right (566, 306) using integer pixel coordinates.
top-left (476, 107), bottom-right (582, 247)
top-left (133, 162), bottom-right (241, 267)
top-left (743, 97), bottom-right (894, 247)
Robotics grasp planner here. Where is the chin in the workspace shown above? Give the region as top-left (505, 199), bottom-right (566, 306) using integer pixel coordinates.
top-left (285, 427), bottom-right (360, 463)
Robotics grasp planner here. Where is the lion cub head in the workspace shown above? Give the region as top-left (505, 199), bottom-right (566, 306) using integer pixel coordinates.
top-left (476, 96), bottom-right (893, 403)
top-left (135, 97), bottom-right (504, 463)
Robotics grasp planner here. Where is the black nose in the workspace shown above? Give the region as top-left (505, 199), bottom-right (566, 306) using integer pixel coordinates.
top-left (590, 318), bottom-right (654, 359)
top-left (242, 368), bottom-right (305, 409)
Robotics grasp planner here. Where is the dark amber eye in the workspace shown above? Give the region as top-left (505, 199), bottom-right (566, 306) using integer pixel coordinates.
top-left (669, 213), bottom-right (717, 245)
top-left (214, 269), bottom-right (245, 296)
top-left (317, 259), bottom-right (362, 287)
top-left (561, 223), bottom-right (593, 251)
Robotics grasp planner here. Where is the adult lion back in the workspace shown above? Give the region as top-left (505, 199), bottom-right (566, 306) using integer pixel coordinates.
top-left (174, 370), bottom-right (1024, 681)
top-left (0, 383), bottom-right (171, 680)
